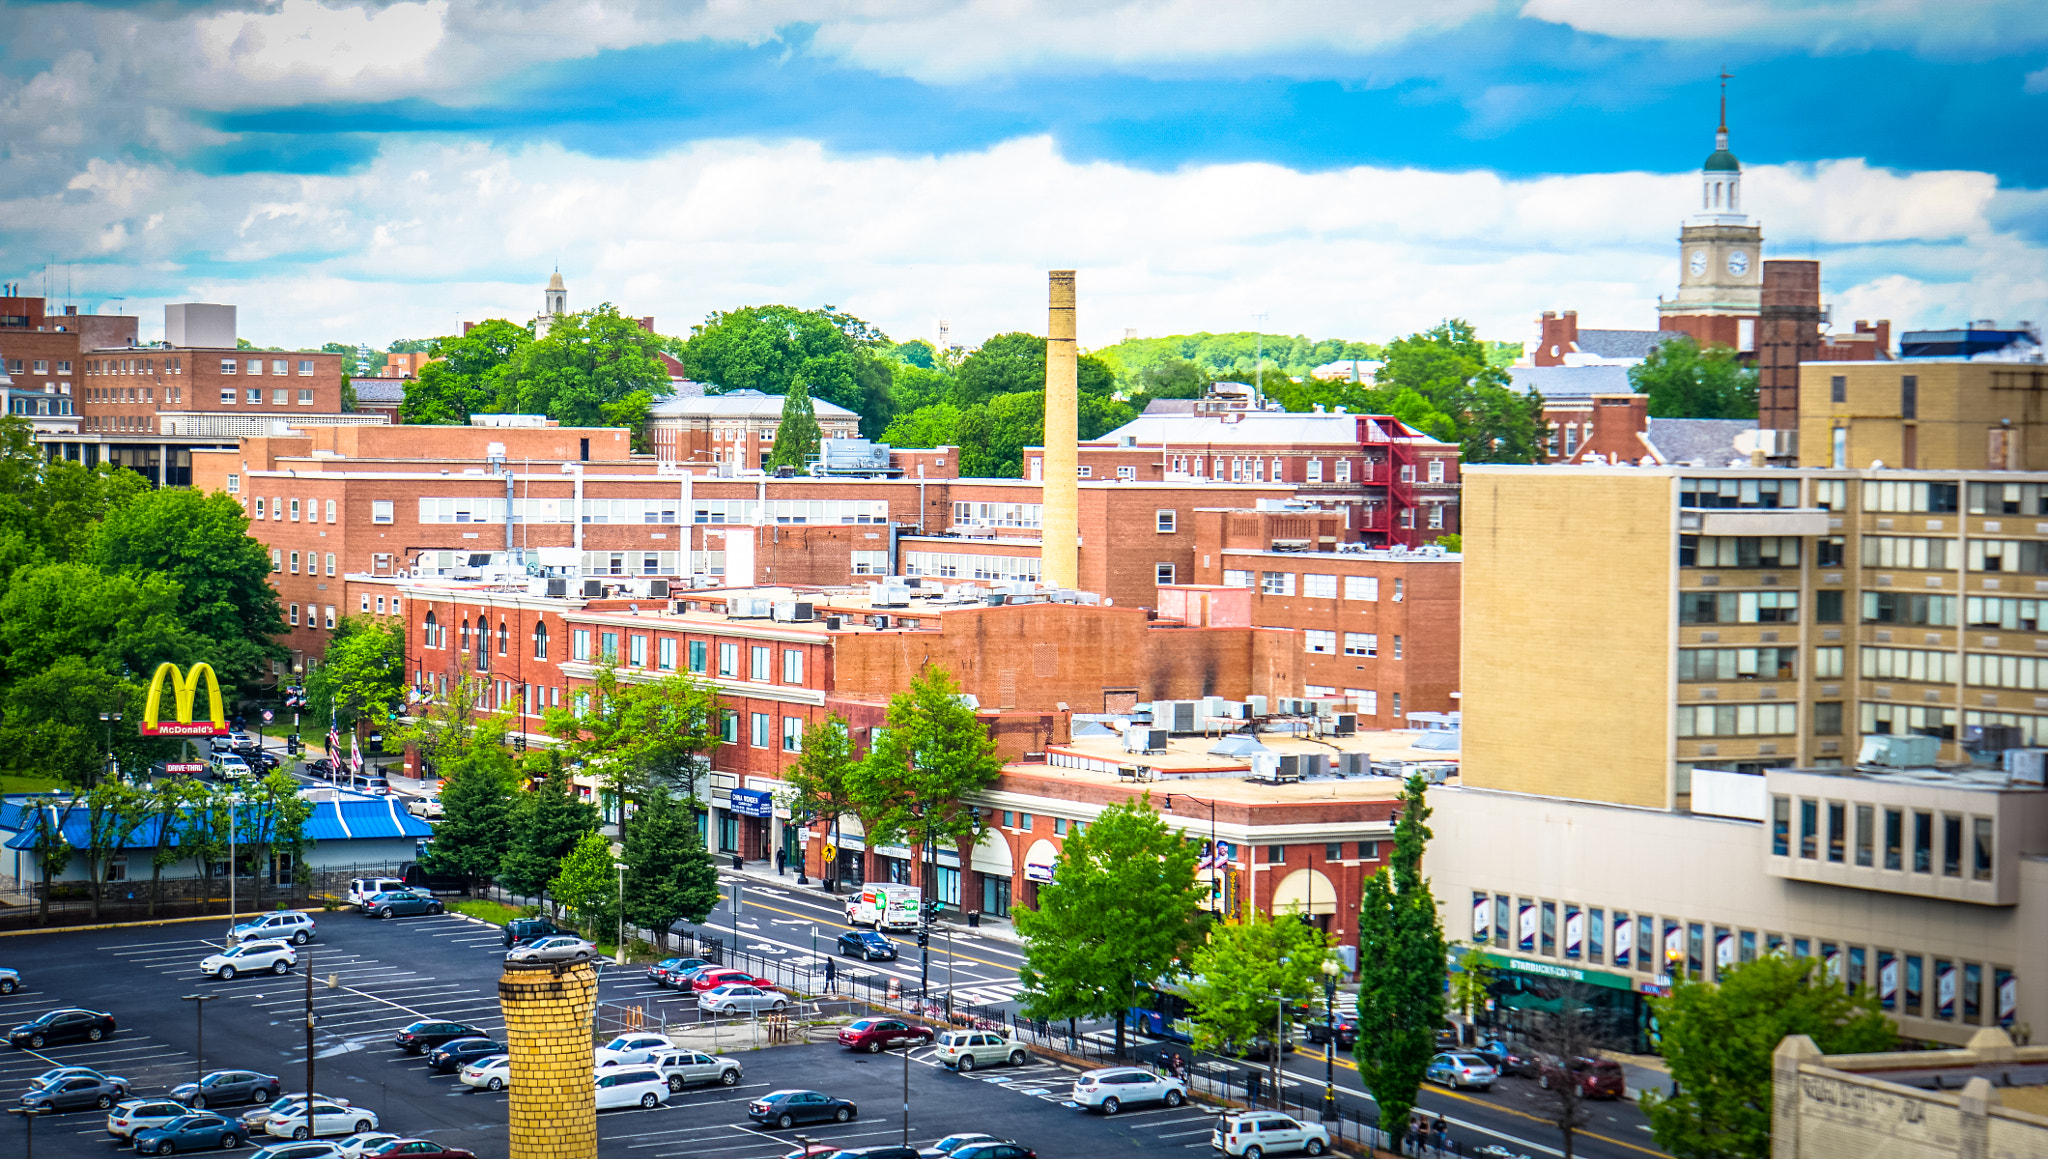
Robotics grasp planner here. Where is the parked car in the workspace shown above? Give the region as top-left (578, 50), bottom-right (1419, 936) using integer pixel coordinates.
top-left (426, 1038), bottom-right (505, 1074)
top-left (239, 1095), bottom-right (351, 1134)
top-left (231, 912), bottom-right (317, 945)
top-left (835, 931), bottom-right (898, 962)
top-left (8, 1007), bottom-right (116, 1048)
top-left (0, 966), bottom-right (18, 994)
top-left (836, 1018), bottom-right (933, 1054)
top-left (262, 1101), bottom-right (377, 1140)
top-left (132, 1113), bottom-right (244, 1155)
top-left (1473, 1039), bottom-right (1539, 1078)
top-left (245, 751), bottom-right (282, 773)
top-left (918, 1134), bottom-right (1003, 1157)
top-left (691, 967), bottom-right (773, 993)
top-left (951, 1146), bottom-right (1036, 1159)
top-left (304, 758), bottom-right (338, 780)
top-left (934, 1029), bottom-right (1027, 1071)
top-left (393, 1021), bottom-right (489, 1054)
top-left (646, 957), bottom-right (712, 988)
top-left (108, 1099), bottom-right (192, 1140)
top-left (356, 777), bottom-right (393, 796)
top-left (334, 1133), bottom-right (402, 1159)
top-left (1069, 1066), bottom-right (1187, 1114)
top-left (504, 935), bottom-right (596, 964)
top-left (1539, 1056), bottom-right (1626, 1100)
top-left (596, 1034), bottom-right (676, 1067)
top-left (170, 1070), bottom-right (281, 1108)
top-left (648, 1048), bottom-right (743, 1092)
top-left (213, 733), bottom-right (260, 754)
top-left (362, 891), bottom-right (443, 920)
top-left (362, 1141), bottom-right (476, 1159)
top-left (208, 754), bottom-right (253, 781)
top-left (502, 918), bottom-right (561, 948)
top-left (347, 878), bottom-right (406, 907)
top-left (699, 984), bottom-right (788, 1016)
top-left (1302, 1013), bottom-right (1357, 1049)
top-left (457, 1056), bottom-right (511, 1092)
top-left (592, 1068), bottom-right (667, 1112)
top-left (201, 940), bottom-right (296, 979)
top-left (405, 796), bottom-right (443, 820)
top-left (1212, 1111), bottom-right (1330, 1157)
top-left (32, 1065), bottom-right (128, 1093)
top-left (20, 1073), bottom-right (127, 1112)
top-left (248, 1143), bottom-right (346, 1159)
top-left (836, 1148), bottom-right (922, 1159)
top-left (747, 1089), bottom-right (858, 1130)
top-left (1425, 1052), bottom-right (1500, 1092)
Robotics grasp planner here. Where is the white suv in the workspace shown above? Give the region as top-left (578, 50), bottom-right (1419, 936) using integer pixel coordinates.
top-left (348, 878), bottom-right (407, 908)
top-left (1070, 1066), bottom-right (1188, 1115)
top-left (934, 1029), bottom-right (1028, 1071)
top-left (200, 940), bottom-right (296, 979)
top-left (595, 1033), bottom-right (676, 1068)
top-left (232, 911), bottom-right (317, 945)
top-left (649, 1049), bottom-right (743, 1092)
top-left (593, 1067), bottom-right (667, 1111)
top-left (1212, 1112), bottom-right (1331, 1157)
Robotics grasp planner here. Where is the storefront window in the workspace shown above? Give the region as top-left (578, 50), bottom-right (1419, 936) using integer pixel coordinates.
top-left (981, 875), bottom-right (1012, 917)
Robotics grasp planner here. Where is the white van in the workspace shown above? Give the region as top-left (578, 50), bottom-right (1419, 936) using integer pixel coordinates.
top-left (844, 883), bottom-right (921, 931)
top-left (348, 878), bottom-right (407, 907)
top-left (592, 1067), bottom-right (667, 1111)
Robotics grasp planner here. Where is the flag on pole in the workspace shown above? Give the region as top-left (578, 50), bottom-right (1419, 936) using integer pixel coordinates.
top-left (350, 733), bottom-right (364, 778)
top-left (327, 723), bottom-right (340, 757)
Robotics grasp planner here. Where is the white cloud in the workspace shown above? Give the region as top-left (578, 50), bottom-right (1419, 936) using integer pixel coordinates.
top-left (1521, 0), bottom-right (2048, 53)
top-left (18, 134), bottom-right (2041, 354)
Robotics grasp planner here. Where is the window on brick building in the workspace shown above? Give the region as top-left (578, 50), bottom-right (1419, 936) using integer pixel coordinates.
top-left (629, 634), bottom-right (647, 668)
top-left (1260, 571), bottom-right (1294, 596)
top-left (299, 389), bottom-right (314, 404)
top-left (323, 606), bottom-right (335, 630)
top-left (783, 716), bottom-right (803, 752)
top-left (1344, 633), bottom-right (1377, 657)
top-left (572, 629), bottom-right (590, 661)
top-left (1156, 563), bottom-right (1175, 586)
top-left (783, 649), bottom-right (804, 684)
top-left (289, 604), bottom-right (299, 626)
top-left (720, 711), bottom-right (738, 743)
top-left (689, 639), bottom-right (708, 673)
top-left (1305, 630), bottom-right (1336, 654)
top-left (1391, 692), bottom-right (1401, 718)
top-left (1267, 845), bottom-right (1285, 863)
top-left (1358, 841), bottom-right (1380, 859)
top-left (1344, 576), bottom-right (1379, 601)
top-left (752, 645), bottom-right (770, 681)
top-left (360, 594), bottom-right (370, 613)
top-left (325, 553), bottom-right (335, 576)
top-left (750, 712), bottom-right (770, 748)
top-left (298, 360), bottom-right (314, 376)
top-left (1325, 843), bottom-right (1342, 860)
top-left (719, 641), bottom-right (738, 676)
top-left (1156, 510), bottom-right (1176, 533)
top-left (533, 622), bottom-right (549, 659)
top-left (1303, 574), bottom-right (1336, 598)
top-left (658, 637), bottom-right (676, 670)
top-left (1356, 689), bottom-right (1378, 715)
top-left (272, 389), bottom-right (288, 405)
top-left (372, 501), bottom-right (393, 524)
top-left (1393, 635), bottom-right (1404, 659)
top-left (288, 551), bottom-right (299, 574)
top-left (220, 360), bottom-right (237, 374)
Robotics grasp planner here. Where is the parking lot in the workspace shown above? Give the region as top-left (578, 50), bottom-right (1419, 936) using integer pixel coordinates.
top-left (0, 913), bottom-right (1264, 1159)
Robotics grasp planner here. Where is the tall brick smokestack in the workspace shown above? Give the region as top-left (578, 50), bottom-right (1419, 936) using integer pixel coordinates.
top-left (1042, 270), bottom-right (1079, 589)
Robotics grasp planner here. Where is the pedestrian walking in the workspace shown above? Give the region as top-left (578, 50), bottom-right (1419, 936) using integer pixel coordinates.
top-left (775, 848), bottom-right (787, 876)
top-left (822, 955), bottom-right (837, 992)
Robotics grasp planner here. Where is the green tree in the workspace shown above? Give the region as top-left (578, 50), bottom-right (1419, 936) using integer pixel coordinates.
top-left (305, 616), bottom-right (405, 734)
top-left (610, 671), bottom-right (723, 806)
top-left (782, 715), bottom-right (862, 887)
top-left (237, 769), bottom-right (314, 908)
top-left (1445, 943), bottom-right (1497, 1030)
top-left (20, 797), bottom-right (73, 925)
top-left (850, 666), bottom-right (1002, 913)
top-left (1186, 901), bottom-right (1328, 1082)
top-left (879, 402), bottom-right (963, 450)
top-left (140, 776), bottom-right (205, 917)
top-left (496, 303), bottom-right (671, 436)
top-left (1377, 320), bottom-right (1543, 464)
top-left (1629, 334), bottom-right (1760, 420)
top-left (1130, 357), bottom-right (1212, 403)
top-left (88, 487), bottom-right (288, 693)
top-left (398, 319), bottom-right (532, 425)
top-left (683, 304), bottom-right (895, 436)
top-left (427, 715), bottom-right (518, 890)
top-left (551, 829), bottom-right (620, 940)
top-left (79, 778), bottom-right (147, 921)
top-left (1643, 955), bottom-right (1893, 1159)
top-left (1014, 795), bottom-right (1206, 1058)
top-left (889, 364), bottom-right (955, 415)
top-left (499, 762), bottom-right (600, 911)
top-left (955, 391), bottom-right (1045, 479)
top-left (0, 416), bottom-right (148, 588)
top-left (765, 382), bottom-right (823, 472)
top-left (894, 339), bottom-right (938, 370)
top-left (1352, 773), bottom-right (1447, 1142)
top-left (621, 787), bottom-right (722, 952)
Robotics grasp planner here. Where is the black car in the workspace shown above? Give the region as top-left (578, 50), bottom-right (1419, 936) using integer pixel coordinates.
top-left (1304, 1013), bottom-right (1358, 1048)
top-left (426, 1038), bottom-right (506, 1074)
top-left (836, 931), bottom-right (898, 962)
top-left (394, 1021), bottom-right (490, 1055)
top-left (646, 957), bottom-right (712, 988)
top-left (503, 918), bottom-right (560, 948)
top-left (8, 1008), bottom-right (116, 1048)
top-left (245, 750), bottom-right (281, 772)
top-left (747, 1089), bottom-right (858, 1130)
top-left (170, 1070), bottom-right (282, 1108)
top-left (1474, 1038), bottom-right (1539, 1077)
top-left (304, 758), bottom-right (337, 779)
top-left (363, 891), bottom-right (443, 919)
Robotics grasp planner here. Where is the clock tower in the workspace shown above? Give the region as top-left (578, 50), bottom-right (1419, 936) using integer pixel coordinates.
top-left (1656, 79), bottom-right (1762, 354)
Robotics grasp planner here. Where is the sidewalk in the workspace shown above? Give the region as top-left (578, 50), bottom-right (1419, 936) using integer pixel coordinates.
top-left (716, 857), bottom-right (1027, 947)
top-left (1598, 1048), bottom-right (1671, 1102)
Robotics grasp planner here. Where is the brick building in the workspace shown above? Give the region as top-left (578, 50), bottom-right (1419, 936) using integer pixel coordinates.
top-left (645, 392), bottom-right (862, 470)
top-left (0, 293), bottom-right (138, 432)
top-left (1063, 411), bottom-right (1460, 547)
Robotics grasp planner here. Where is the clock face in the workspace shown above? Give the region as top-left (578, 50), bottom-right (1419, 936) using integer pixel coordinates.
top-left (1728, 250), bottom-right (1750, 277)
top-left (1688, 249), bottom-right (1708, 278)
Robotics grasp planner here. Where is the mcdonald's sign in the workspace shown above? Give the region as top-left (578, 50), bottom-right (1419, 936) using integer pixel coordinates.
top-left (141, 662), bottom-right (229, 737)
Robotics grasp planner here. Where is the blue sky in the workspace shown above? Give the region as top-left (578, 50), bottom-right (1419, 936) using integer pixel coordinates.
top-left (2, 0), bottom-right (2045, 352)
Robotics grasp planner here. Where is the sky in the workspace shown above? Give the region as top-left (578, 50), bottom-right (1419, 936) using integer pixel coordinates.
top-left (2, 0), bottom-right (2047, 355)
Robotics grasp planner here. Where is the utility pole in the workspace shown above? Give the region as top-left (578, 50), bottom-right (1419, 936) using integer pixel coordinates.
top-left (900, 1033), bottom-right (911, 1147)
top-left (180, 995), bottom-right (216, 1085)
top-left (302, 948), bottom-right (315, 1142)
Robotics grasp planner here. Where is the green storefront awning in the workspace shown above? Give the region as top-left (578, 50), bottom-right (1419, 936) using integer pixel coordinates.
top-left (1461, 948), bottom-right (1640, 994)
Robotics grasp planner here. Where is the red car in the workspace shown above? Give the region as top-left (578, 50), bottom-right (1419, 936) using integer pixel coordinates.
top-left (366, 1141), bottom-right (479, 1159)
top-left (1539, 1056), bottom-right (1627, 1100)
top-left (835, 1017), bottom-right (934, 1053)
top-left (692, 968), bottom-right (774, 993)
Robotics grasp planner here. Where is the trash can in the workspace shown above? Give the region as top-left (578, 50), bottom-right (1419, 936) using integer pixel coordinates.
top-left (730, 853), bottom-right (743, 871)
top-left (966, 911), bottom-right (982, 928)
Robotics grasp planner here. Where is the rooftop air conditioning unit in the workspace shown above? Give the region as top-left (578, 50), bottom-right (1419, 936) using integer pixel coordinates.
top-left (824, 615), bottom-right (843, 630)
top-left (667, 600), bottom-right (685, 615)
top-left (647, 579), bottom-right (670, 598)
top-left (581, 579), bottom-right (604, 598)
top-left (1124, 727), bottom-right (1167, 754)
top-left (1858, 734), bottom-right (1940, 767)
top-left (1246, 695), bottom-right (1268, 717)
top-left (1203, 696), bottom-right (1230, 719)
top-left (545, 577), bottom-right (569, 598)
top-left (773, 601), bottom-right (816, 622)
top-left (1163, 700), bottom-right (1198, 734)
top-left (2005, 748), bottom-right (2047, 786)
top-left (1331, 712), bottom-right (1358, 737)
top-left (1336, 751), bottom-right (1371, 777)
top-left (1313, 698), bottom-right (1342, 718)
top-left (1273, 753), bottom-right (1305, 782)
top-left (729, 598), bottom-right (773, 619)
top-left (869, 582), bottom-right (910, 608)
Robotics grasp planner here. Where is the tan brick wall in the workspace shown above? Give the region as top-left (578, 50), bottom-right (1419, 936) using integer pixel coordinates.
top-left (500, 960), bottom-right (600, 1159)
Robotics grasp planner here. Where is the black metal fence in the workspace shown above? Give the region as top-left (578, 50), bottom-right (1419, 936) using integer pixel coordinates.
top-left (0, 859), bottom-right (418, 932)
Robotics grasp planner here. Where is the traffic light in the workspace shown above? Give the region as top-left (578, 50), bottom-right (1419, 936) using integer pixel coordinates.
top-left (513, 734), bottom-right (527, 752)
top-left (922, 899), bottom-right (944, 920)
top-left (916, 927), bottom-right (929, 949)
top-left (285, 735), bottom-right (299, 754)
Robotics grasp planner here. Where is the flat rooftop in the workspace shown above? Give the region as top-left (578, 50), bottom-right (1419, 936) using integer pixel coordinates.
top-left (1016, 726), bottom-right (1459, 804)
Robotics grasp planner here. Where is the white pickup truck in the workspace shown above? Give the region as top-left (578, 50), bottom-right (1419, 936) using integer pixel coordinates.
top-left (845, 883), bottom-right (921, 931)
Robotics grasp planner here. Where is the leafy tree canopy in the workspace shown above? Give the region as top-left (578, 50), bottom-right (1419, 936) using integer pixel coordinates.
top-left (621, 787), bottom-right (722, 950)
top-left (682, 304), bottom-right (895, 436)
top-left (850, 665), bottom-right (1001, 856)
top-left (1629, 334), bottom-right (1760, 420)
top-left (304, 616), bottom-right (404, 733)
top-left (1352, 773), bottom-right (1448, 1137)
top-left (399, 319), bottom-right (533, 426)
top-left (495, 303), bottom-right (671, 439)
top-left (765, 382), bottom-right (823, 472)
top-left (1094, 332), bottom-right (1380, 391)
top-left (1186, 902), bottom-right (1328, 1056)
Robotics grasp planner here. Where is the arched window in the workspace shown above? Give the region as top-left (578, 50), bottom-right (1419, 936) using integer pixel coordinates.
top-left (424, 611), bottom-right (439, 648)
top-left (498, 621), bottom-right (509, 655)
top-left (533, 621), bottom-right (550, 660)
top-left (459, 618), bottom-right (470, 651)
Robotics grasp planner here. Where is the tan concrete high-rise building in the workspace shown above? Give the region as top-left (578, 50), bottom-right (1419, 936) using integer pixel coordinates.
top-left (1802, 359), bottom-right (2048, 472)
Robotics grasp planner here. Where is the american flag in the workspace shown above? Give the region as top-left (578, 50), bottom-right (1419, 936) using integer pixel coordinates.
top-left (328, 724), bottom-right (340, 757)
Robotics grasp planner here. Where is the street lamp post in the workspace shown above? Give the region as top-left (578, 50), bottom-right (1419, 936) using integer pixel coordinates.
top-left (1319, 958), bottom-right (1341, 1122)
top-left (9, 1105), bottom-right (44, 1159)
top-left (97, 710), bottom-right (123, 785)
top-left (1164, 794), bottom-right (1220, 912)
top-left (224, 794), bottom-right (242, 942)
top-left (180, 994), bottom-right (217, 1085)
top-left (614, 861), bottom-right (629, 966)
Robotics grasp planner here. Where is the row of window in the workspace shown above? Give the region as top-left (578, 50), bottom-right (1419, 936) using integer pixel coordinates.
top-left (952, 502), bottom-right (1042, 529)
top-left (288, 604), bottom-right (336, 630)
top-left (1680, 536), bottom-right (1802, 568)
top-left (903, 552), bottom-right (1042, 583)
top-left (217, 388), bottom-right (315, 406)
top-left (1773, 795), bottom-right (1995, 879)
top-left (251, 496), bottom-right (337, 523)
top-left (217, 359), bottom-right (316, 376)
top-left (1216, 572), bottom-right (1400, 601)
top-left (356, 593), bottom-right (404, 616)
top-left (15, 359), bottom-right (74, 374)
top-left (1470, 891), bottom-right (2016, 1026)
top-left (271, 550), bottom-right (336, 577)
top-left (1303, 631), bottom-right (1398, 659)
top-left (85, 357), bottom-right (180, 375)
top-left (1679, 590), bottom-right (1800, 624)
top-left (412, 497), bottom-right (892, 526)
top-left (1299, 687), bottom-right (1390, 714)
top-left (1676, 702), bottom-right (1801, 738)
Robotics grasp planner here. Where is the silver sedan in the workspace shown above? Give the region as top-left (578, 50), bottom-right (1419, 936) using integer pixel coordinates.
top-left (504, 935), bottom-right (597, 964)
top-left (697, 985), bottom-right (788, 1016)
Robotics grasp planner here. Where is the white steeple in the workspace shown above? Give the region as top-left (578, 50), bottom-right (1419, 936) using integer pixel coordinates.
top-left (538, 268), bottom-right (567, 338)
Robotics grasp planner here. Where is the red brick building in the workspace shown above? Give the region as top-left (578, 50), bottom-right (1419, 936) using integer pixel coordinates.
top-left (1, 293), bottom-right (138, 432)
top-left (645, 392), bottom-right (861, 469)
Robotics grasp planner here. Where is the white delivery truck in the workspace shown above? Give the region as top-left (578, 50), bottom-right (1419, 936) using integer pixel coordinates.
top-left (845, 883), bottom-right (921, 931)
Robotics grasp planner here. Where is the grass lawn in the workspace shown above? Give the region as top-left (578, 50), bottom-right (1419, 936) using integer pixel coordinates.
top-left (0, 773), bottom-right (66, 794)
top-left (449, 898), bottom-right (527, 926)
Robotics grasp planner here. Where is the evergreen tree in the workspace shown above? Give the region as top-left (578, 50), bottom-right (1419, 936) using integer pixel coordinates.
top-left (428, 717), bottom-right (518, 890)
top-left (621, 788), bottom-right (721, 951)
top-left (1014, 795), bottom-right (1205, 1058)
top-left (766, 382), bottom-right (823, 472)
top-left (1352, 774), bottom-right (1447, 1148)
top-left (1643, 954), bottom-right (1893, 1159)
top-left (498, 762), bottom-right (599, 912)
top-left (550, 829), bottom-right (620, 941)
